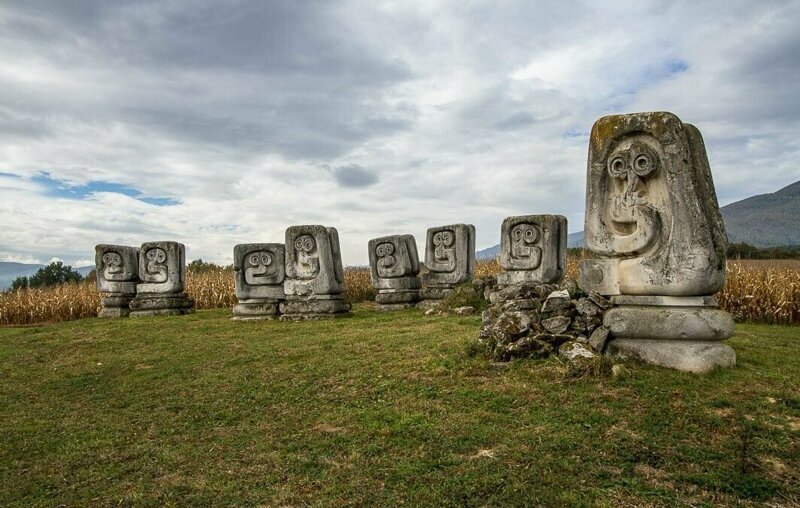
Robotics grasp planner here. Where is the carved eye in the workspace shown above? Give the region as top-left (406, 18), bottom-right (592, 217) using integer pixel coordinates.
top-left (103, 253), bottom-right (113, 264)
top-left (303, 237), bottom-right (314, 251)
top-left (156, 250), bottom-right (166, 263)
top-left (261, 253), bottom-right (272, 265)
top-left (608, 156), bottom-right (626, 179)
top-left (384, 243), bottom-right (394, 255)
top-left (433, 232), bottom-right (443, 245)
top-left (249, 253), bottom-right (260, 265)
top-left (146, 249), bottom-right (157, 260)
top-left (442, 232), bottom-right (453, 245)
top-left (376, 245), bottom-right (385, 256)
top-left (524, 227), bottom-right (538, 243)
top-left (513, 228), bottom-right (523, 239)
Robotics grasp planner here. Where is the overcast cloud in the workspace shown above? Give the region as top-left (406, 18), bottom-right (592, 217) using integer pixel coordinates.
top-left (1, 0), bottom-right (799, 266)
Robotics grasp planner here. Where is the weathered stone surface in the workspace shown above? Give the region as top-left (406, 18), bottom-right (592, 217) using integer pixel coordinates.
top-left (604, 306), bottom-right (734, 341)
top-left (588, 326), bottom-right (610, 351)
top-left (129, 293), bottom-right (194, 311)
top-left (495, 337), bottom-right (552, 361)
top-left (575, 298), bottom-right (603, 317)
top-left (579, 112), bottom-right (727, 297)
top-left (610, 295), bottom-right (718, 307)
top-left (96, 244), bottom-right (139, 294)
top-left (578, 111), bottom-right (735, 372)
top-left (138, 241), bottom-right (186, 294)
top-left (279, 297), bottom-right (351, 320)
top-left (454, 306), bottom-right (475, 316)
top-left (98, 306), bottom-right (131, 318)
top-left (542, 315), bottom-right (570, 334)
top-left (419, 287), bottom-right (454, 303)
top-left (233, 243), bottom-right (285, 301)
top-left (368, 234), bottom-right (421, 290)
top-left (541, 290), bottom-right (571, 313)
top-left (422, 224), bottom-right (475, 289)
top-left (560, 340), bottom-right (596, 361)
top-left (232, 301), bottom-right (279, 320)
top-left (606, 339), bottom-right (736, 374)
top-left (497, 214), bottom-right (567, 285)
top-left (100, 295), bottom-right (135, 308)
top-left (375, 290), bottom-right (420, 304)
top-left (284, 225), bottom-right (345, 298)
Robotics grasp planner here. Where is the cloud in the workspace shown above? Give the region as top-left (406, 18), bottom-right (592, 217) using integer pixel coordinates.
top-left (332, 165), bottom-right (379, 188)
top-left (0, 0), bottom-right (798, 266)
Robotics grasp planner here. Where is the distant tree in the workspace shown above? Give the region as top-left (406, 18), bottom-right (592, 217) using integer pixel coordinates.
top-left (187, 258), bottom-right (221, 273)
top-left (25, 261), bottom-right (84, 288)
top-left (10, 275), bottom-right (29, 291)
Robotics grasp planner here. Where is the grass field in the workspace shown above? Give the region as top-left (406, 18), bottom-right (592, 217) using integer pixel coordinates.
top-left (1, 306), bottom-right (798, 506)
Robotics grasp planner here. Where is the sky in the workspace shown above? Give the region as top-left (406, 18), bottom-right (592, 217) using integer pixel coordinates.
top-left (1, 0), bottom-right (799, 267)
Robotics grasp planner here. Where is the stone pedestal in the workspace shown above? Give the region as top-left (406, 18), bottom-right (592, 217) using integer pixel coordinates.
top-left (232, 300), bottom-right (280, 320)
top-left (99, 294), bottom-right (135, 318)
top-left (129, 292), bottom-right (194, 317)
top-left (375, 288), bottom-right (420, 310)
top-left (279, 296), bottom-right (351, 320)
top-left (603, 296), bottom-right (735, 373)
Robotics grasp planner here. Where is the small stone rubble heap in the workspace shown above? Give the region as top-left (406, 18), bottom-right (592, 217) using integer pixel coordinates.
top-left (480, 282), bottom-right (612, 363)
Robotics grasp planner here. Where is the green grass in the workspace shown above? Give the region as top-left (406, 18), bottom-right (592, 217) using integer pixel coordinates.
top-left (1, 305), bottom-right (798, 507)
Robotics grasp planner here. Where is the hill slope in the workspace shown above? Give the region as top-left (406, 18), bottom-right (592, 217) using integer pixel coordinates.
top-left (721, 180), bottom-right (800, 247)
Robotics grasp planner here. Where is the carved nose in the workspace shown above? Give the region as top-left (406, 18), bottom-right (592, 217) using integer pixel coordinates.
top-left (625, 169), bottom-right (640, 192)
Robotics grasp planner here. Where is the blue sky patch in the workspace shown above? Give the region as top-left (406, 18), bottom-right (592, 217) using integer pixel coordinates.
top-left (32, 172), bottom-right (180, 206)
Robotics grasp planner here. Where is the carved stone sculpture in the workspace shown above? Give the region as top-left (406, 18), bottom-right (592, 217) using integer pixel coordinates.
top-left (95, 244), bottom-right (139, 317)
top-left (420, 224), bottom-right (475, 306)
top-left (232, 243), bottom-right (285, 320)
top-left (129, 241), bottom-right (194, 317)
top-left (368, 234), bottom-right (421, 310)
top-left (280, 225), bottom-right (351, 319)
top-left (578, 111), bottom-right (734, 373)
top-left (497, 215), bottom-right (567, 285)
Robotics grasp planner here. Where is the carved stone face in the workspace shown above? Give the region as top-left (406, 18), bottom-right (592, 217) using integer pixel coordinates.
top-left (233, 243), bottom-right (285, 300)
top-left (293, 234), bottom-right (319, 279)
top-left (580, 112), bottom-right (727, 296)
top-left (510, 223), bottom-right (541, 268)
top-left (368, 235), bottom-right (421, 289)
top-left (498, 215), bottom-right (566, 284)
top-left (423, 224), bottom-right (475, 286)
top-left (95, 244), bottom-right (139, 293)
top-left (137, 241), bottom-right (186, 293)
top-left (431, 230), bottom-right (456, 273)
top-left (284, 225), bottom-right (345, 296)
top-left (143, 247), bottom-right (168, 283)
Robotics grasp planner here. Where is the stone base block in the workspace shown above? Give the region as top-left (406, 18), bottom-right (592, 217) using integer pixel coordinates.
top-left (232, 301), bottom-right (280, 320)
top-left (420, 287), bottom-right (454, 300)
top-left (98, 306), bottom-right (131, 318)
top-left (98, 293), bottom-right (135, 318)
top-left (604, 305), bottom-right (734, 341)
top-left (279, 298), bottom-right (352, 320)
top-left (129, 293), bottom-right (195, 317)
top-left (375, 289), bottom-right (420, 305)
top-left (605, 339), bottom-right (736, 373)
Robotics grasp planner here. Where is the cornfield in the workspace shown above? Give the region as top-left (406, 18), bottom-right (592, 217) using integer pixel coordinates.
top-left (2, 259), bottom-right (800, 326)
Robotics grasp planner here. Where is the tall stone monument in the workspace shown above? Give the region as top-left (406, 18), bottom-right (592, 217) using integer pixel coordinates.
top-left (368, 234), bottom-right (421, 310)
top-left (420, 223), bottom-right (476, 306)
top-left (578, 111), bottom-right (735, 373)
top-left (129, 241), bottom-right (195, 317)
top-left (497, 215), bottom-right (567, 285)
top-left (232, 243), bottom-right (285, 320)
top-left (281, 225), bottom-right (351, 319)
top-left (95, 244), bottom-right (139, 318)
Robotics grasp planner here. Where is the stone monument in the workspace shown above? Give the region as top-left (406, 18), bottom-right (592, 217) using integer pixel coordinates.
top-left (281, 225), bottom-right (351, 319)
top-left (232, 243), bottom-right (285, 320)
top-left (578, 111), bottom-right (735, 373)
top-left (497, 215), bottom-right (567, 285)
top-left (95, 244), bottom-right (139, 318)
top-left (420, 224), bottom-right (475, 307)
top-left (129, 241), bottom-right (195, 317)
top-left (368, 234), bottom-right (421, 310)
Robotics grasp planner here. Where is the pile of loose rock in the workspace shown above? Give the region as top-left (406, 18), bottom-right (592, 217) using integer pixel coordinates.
top-left (479, 279), bottom-right (612, 364)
